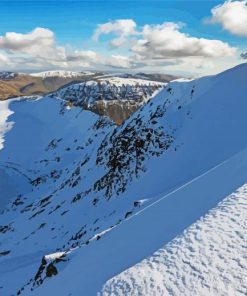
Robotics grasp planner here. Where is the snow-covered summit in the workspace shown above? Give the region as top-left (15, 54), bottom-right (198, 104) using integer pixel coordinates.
top-left (30, 70), bottom-right (94, 79)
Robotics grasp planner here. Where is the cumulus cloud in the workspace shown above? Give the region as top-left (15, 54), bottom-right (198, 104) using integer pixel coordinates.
top-left (0, 27), bottom-right (68, 70)
top-left (241, 52), bottom-right (247, 59)
top-left (93, 19), bottom-right (138, 47)
top-left (0, 27), bottom-right (62, 59)
top-left (93, 19), bottom-right (235, 60)
top-left (66, 50), bottom-right (100, 66)
top-left (206, 0), bottom-right (247, 37)
top-left (0, 28), bottom-right (72, 70)
top-left (131, 22), bottom-right (236, 59)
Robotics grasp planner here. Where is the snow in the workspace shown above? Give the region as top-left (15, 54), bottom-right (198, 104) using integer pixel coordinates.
top-left (98, 76), bottom-right (164, 87)
top-left (102, 183), bottom-right (247, 296)
top-left (44, 252), bottom-right (67, 262)
top-left (0, 96), bottom-right (97, 167)
top-left (0, 100), bottom-right (14, 150)
top-left (0, 99), bottom-right (32, 212)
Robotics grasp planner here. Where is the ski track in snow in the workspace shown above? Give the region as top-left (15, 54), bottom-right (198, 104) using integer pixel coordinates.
top-left (102, 185), bottom-right (247, 296)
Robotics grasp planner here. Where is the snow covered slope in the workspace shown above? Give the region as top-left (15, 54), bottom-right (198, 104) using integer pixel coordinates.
top-left (102, 182), bottom-right (247, 296)
top-left (0, 63), bottom-right (247, 295)
top-left (12, 145), bottom-right (247, 296)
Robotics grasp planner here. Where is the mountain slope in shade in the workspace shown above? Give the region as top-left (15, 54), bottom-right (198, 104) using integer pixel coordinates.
top-left (0, 63), bottom-right (247, 295)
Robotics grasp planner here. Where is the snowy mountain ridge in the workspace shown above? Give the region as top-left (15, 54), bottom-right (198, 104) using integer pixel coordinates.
top-left (30, 70), bottom-right (95, 79)
top-left (0, 63), bottom-right (247, 295)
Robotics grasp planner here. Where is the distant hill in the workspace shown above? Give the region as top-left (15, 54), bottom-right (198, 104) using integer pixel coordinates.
top-left (0, 71), bottom-right (103, 100)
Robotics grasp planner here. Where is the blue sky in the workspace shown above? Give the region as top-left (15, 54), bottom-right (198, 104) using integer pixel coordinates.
top-left (0, 0), bottom-right (246, 75)
top-left (0, 1), bottom-right (241, 45)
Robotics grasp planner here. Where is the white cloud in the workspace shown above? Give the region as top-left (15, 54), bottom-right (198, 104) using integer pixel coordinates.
top-left (0, 28), bottom-right (59, 57)
top-left (92, 19), bottom-right (236, 63)
top-left (0, 22), bottom-right (241, 75)
top-left (0, 52), bottom-right (9, 63)
top-left (66, 50), bottom-right (142, 69)
top-left (93, 19), bottom-right (138, 47)
top-left (0, 28), bottom-right (53, 49)
top-left (66, 50), bottom-right (99, 66)
top-left (179, 57), bottom-right (215, 70)
top-left (206, 0), bottom-right (247, 37)
top-left (131, 22), bottom-right (236, 59)
top-left (105, 55), bottom-right (143, 69)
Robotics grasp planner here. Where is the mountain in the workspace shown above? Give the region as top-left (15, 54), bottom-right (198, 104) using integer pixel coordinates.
top-left (30, 70), bottom-right (96, 79)
top-left (0, 71), bottom-right (176, 102)
top-left (0, 64), bottom-right (247, 295)
top-left (0, 72), bottom-right (99, 101)
top-left (0, 72), bottom-right (172, 124)
top-left (54, 77), bottom-right (163, 124)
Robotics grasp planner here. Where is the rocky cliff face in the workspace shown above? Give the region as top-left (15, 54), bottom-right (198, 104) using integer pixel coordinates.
top-left (54, 77), bottom-right (164, 124)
